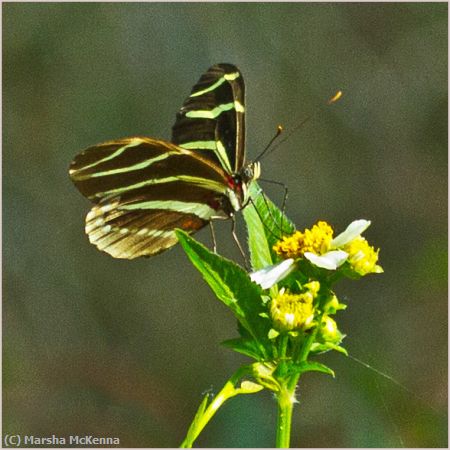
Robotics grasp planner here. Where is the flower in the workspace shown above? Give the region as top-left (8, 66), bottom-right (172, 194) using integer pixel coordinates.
top-left (343, 236), bottom-right (383, 276)
top-left (273, 221), bottom-right (333, 259)
top-left (269, 286), bottom-right (318, 332)
top-left (271, 219), bottom-right (382, 275)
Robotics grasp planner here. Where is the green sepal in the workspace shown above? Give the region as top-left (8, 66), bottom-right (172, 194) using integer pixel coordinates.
top-left (176, 230), bottom-right (271, 359)
top-left (221, 337), bottom-right (266, 361)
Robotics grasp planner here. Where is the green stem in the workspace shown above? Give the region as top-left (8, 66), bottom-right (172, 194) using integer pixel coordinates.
top-left (276, 383), bottom-right (295, 448)
top-left (278, 334), bottom-right (289, 373)
top-left (276, 322), bottom-right (322, 448)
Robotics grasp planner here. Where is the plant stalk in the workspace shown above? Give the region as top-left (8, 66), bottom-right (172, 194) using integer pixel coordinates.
top-left (276, 383), bottom-right (295, 448)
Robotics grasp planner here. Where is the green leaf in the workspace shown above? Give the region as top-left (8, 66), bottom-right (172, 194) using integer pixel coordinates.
top-left (221, 337), bottom-right (266, 361)
top-left (243, 183), bottom-right (274, 271)
top-left (286, 360), bottom-right (335, 378)
top-left (176, 230), bottom-right (271, 358)
top-left (310, 342), bottom-right (348, 356)
top-left (180, 393), bottom-right (211, 448)
top-left (244, 182), bottom-right (295, 271)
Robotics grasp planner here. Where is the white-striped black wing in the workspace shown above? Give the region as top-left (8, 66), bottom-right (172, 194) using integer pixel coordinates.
top-left (171, 63), bottom-right (246, 174)
top-left (70, 137), bottom-right (232, 259)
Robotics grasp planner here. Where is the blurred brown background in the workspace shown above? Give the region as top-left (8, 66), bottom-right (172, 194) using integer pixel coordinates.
top-left (3, 3), bottom-right (447, 447)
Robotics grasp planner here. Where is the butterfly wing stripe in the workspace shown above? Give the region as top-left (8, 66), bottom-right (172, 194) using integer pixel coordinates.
top-left (118, 200), bottom-right (216, 220)
top-left (185, 101), bottom-right (245, 119)
top-left (72, 151), bottom-right (175, 180)
top-left (70, 139), bottom-right (144, 174)
top-left (214, 140), bottom-right (232, 173)
top-left (93, 183), bottom-right (231, 215)
top-left (189, 71), bottom-right (240, 98)
top-left (178, 140), bottom-right (217, 150)
top-left (179, 140), bottom-right (231, 173)
top-left (92, 175), bottom-right (228, 200)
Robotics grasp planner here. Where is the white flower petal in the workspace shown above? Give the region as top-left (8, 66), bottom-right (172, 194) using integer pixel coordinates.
top-left (331, 219), bottom-right (371, 248)
top-left (250, 258), bottom-right (295, 289)
top-left (304, 250), bottom-right (348, 270)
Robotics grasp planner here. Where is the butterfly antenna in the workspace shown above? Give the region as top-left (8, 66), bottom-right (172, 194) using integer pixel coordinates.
top-left (263, 90), bottom-right (343, 159)
top-left (254, 125), bottom-right (284, 163)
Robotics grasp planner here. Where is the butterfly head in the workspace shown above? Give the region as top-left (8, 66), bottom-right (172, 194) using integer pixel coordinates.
top-left (226, 162), bottom-right (261, 212)
top-left (242, 161), bottom-right (261, 184)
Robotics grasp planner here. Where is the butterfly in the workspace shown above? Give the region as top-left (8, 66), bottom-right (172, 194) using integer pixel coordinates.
top-left (69, 63), bottom-right (261, 259)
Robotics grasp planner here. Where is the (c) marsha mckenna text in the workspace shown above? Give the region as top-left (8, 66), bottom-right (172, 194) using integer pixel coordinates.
top-left (23, 435), bottom-right (120, 446)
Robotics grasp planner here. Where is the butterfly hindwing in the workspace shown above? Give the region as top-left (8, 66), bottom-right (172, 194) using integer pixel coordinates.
top-left (85, 198), bottom-right (207, 259)
top-left (171, 63), bottom-right (246, 174)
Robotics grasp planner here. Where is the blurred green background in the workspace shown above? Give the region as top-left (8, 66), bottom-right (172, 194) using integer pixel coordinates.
top-left (4, 2), bottom-right (447, 447)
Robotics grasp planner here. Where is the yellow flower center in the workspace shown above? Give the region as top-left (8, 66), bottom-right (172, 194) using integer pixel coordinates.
top-left (270, 284), bottom-right (320, 332)
top-left (344, 236), bottom-right (383, 276)
top-left (273, 221), bottom-right (334, 259)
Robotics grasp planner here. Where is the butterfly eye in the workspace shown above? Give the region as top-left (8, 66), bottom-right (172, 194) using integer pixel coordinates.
top-left (242, 165), bottom-right (254, 181)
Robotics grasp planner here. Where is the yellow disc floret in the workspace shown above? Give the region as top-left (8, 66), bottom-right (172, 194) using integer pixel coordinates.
top-left (344, 236), bottom-right (383, 276)
top-left (273, 221), bottom-right (334, 259)
top-left (270, 284), bottom-right (320, 332)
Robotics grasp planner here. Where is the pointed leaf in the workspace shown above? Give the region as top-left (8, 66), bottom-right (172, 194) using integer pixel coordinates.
top-left (243, 183), bottom-right (273, 270)
top-left (244, 182), bottom-right (295, 271)
top-left (221, 337), bottom-right (266, 361)
top-left (176, 230), bottom-right (271, 357)
top-left (287, 360), bottom-right (335, 377)
top-left (180, 393), bottom-right (211, 448)
top-left (310, 342), bottom-right (349, 356)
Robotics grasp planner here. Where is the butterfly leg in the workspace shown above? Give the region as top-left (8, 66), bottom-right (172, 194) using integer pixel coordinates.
top-left (209, 221), bottom-right (218, 253)
top-left (231, 215), bottom-right (249, 270)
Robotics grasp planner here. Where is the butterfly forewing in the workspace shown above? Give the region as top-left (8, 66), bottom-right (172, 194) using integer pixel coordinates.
top-left (70, 137), bottom-right (231, 259)
top-left (172, 63), bottom-right (246, 174)
top-left (70, 137), bottom-right (229, 201)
